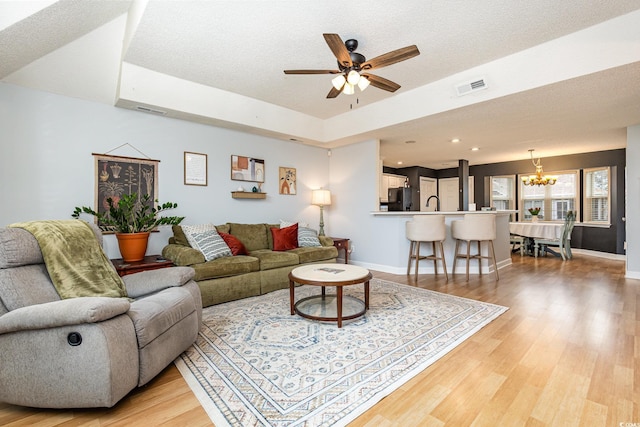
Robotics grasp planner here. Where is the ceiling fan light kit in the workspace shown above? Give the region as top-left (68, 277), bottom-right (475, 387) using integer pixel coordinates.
top-left (284, 33), bottom-right (420, 99)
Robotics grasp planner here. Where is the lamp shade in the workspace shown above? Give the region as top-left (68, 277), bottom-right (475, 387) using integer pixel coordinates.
top-left (311, 189), bottom-right (332, 206)
top-left (331, 74), bottom-right (346, 90)
top-left (342, 83), bottom-right (355, 95)
top-left (357, 76), bottom-right (370, 91)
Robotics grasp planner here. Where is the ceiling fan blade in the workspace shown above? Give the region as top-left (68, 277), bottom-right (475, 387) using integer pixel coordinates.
top-left (327, 86), bottom-right (342, 98)
top-left (323, 33), bottom-right (352, 67)
top-left (361, 45), bottom-right (420, 70)
top-left (362, 73), bottom-right (401, 92)
top-left (284, 69), bottom-right (341, 75)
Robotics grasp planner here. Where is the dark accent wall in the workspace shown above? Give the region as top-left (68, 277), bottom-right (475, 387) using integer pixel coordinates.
top-left (385, 149), bottom-right (626, 254)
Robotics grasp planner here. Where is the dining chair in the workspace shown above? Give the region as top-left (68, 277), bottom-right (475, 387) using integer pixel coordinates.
top-left (510, 234), bottom-right (525, 256)
top-left (405, 215), bottom-right (448, 281)
top-left (533, 211), bottom-right (576, 260)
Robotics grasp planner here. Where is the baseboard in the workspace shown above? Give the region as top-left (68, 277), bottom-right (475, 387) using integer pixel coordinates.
top-left (571, 248), bottom-right (625, 261)
top-left (625, 270), bottom-right (640, 280)
top-left (348, 258), bottom-right (512, 276)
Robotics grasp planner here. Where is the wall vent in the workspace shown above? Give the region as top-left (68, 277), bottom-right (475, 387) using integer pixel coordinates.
top-left (455, 78), bottom-right (487, 96)
top-left (135, 105), bottom-right (167, 115)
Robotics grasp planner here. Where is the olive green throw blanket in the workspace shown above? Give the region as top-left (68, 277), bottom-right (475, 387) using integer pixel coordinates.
top-left (10, 220), bottom-right (127, 299)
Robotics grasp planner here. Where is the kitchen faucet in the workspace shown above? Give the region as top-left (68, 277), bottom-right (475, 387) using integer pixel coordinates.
top-left (426, 195), bottom-right (440, 211)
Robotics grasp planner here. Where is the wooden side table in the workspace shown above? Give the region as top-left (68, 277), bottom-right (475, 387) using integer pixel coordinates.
top-left (330, 237), bottom-right (350, 264)
top-left (111, 255), bottom-right (174, 277)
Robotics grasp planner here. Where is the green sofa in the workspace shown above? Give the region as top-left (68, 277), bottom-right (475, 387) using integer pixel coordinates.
top-left (162, 223), bottom-right (339, 307)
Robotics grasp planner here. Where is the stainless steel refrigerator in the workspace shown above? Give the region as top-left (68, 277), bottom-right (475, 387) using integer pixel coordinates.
top-left (388, 187), bottom-right (413, 211)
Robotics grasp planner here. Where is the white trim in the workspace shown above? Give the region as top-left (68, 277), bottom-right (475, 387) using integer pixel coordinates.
top-left (625, 270), bottom-right (640, 280)
top-left (571, 248), bottom-right (625, 261)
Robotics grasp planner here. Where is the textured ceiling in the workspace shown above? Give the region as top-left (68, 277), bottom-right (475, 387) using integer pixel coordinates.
top-left (2, 0), bottom-right (640, 169)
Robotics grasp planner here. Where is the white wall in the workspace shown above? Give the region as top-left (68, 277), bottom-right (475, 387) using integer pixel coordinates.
top-left (329, 139), bottom-right (410, 272)
top-left (0, 83), bottom-right (330, 258)
top-left (626, 124), bottom-right (640, 278)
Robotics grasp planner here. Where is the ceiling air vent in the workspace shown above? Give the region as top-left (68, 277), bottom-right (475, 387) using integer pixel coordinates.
top-left (135, 105), bottom-right (167, 115)
top-left (455, 78), bottom-right (487, 97)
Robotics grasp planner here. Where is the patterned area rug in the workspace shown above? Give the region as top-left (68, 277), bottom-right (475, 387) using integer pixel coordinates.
top-left (175, 279), bottom-right (507, 426)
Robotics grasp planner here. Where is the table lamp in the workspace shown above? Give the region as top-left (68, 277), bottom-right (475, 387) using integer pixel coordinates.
top-left (311, 189), bottom-right (332, 236)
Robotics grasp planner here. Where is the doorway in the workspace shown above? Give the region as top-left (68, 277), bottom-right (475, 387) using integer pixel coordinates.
top-left (438, 177), bottom-right (475, 211)
top-left (420, 177), bottom-right (438, 211)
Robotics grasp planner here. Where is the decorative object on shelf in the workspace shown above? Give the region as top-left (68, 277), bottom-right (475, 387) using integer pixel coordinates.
top-left (231, 155), bottom-right (265, 182)
top-left (232, 191), bottom-right (266, 199)
top-left (279, 167), bottom-right (297, 195)
top-left (522, 149), bottom-right (557, 186)
top-left (72, 193), bottom-right (184, 262)
top-left (184, 151), bottom-right (207, 186)
top-left (311, 188), bottom-right (332, 236)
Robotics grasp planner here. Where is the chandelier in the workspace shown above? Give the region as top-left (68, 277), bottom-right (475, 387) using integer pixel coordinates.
top-left (521, 149), bottom-right (557, 186)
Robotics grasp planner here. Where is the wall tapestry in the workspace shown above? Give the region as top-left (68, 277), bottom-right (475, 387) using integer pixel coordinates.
top-left (279, 167), bottom-right (296, 195)
top-left (231, 155), bottom-right (265, 183)
top-left (92, 153), bottom-right (159, 230)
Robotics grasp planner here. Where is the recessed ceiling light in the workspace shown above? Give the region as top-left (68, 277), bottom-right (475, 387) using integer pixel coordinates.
top-left (405, 140), bottom-right (416, 144)
top-left (451, 138), bottom-right (461, 143)
top-left (471, 147), bottom-right (479, 151)
top-left (397, 161), bottom-right (403, 165)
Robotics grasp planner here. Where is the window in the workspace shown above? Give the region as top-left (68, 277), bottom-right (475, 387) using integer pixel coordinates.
top-left (519, 171), bottom-right (578, 221)
top-left (489, 175), bottom-right (515, 211)
top-left (584, 167), bottom-right (610, 224)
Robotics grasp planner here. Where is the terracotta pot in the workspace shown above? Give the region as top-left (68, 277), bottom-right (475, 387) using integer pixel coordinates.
top-left (115, 232), bottom-right (150, 262)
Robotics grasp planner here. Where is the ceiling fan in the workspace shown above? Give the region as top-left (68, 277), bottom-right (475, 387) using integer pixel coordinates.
top-left (284, 33), bottom-right (420, 99)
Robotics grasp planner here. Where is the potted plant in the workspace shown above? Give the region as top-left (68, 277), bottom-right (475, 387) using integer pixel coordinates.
top-left (72, 193), bottom-right (184, 262)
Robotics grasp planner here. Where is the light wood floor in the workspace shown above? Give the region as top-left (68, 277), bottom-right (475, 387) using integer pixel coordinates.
top-left (1, 253), bottom-right (638, 426)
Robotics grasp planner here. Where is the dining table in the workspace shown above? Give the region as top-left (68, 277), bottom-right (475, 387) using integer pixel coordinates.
top-left (509, 222), bottom-right (566, 257)
top-left (509, 222), bottom-right (563, 240)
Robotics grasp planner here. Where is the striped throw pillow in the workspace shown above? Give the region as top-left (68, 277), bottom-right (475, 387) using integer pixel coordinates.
top-left (182, 224), bottom-right (232, 261)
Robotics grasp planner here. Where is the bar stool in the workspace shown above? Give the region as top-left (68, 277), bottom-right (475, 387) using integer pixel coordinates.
top-left (405, 215), bottom-right (448, 281)
top-left (451, 214), bottom-right (499, 281)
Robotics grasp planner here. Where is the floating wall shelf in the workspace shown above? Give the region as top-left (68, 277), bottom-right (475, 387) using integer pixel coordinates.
top-left (231, 191), bottom-right (266, 199)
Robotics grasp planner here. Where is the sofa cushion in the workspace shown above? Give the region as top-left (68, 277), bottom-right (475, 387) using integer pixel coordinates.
top-left (250, 249), bottom-right (299, 270)
top-left (0, 227), bottom-right (44, 268)
top-left (271, 223), bottom-right (298, 251)
top-left (215, 224), bottom-right (231, 234)
top-left (171, 225), bottom-right (190, 247)
top-left (127, 286), bottom-right (196, 349)
top-left (162, 244), bottom-right (205, 266)
top-left (290, 246), bottom-right (339, 264)
top-left (219, 232), bottom-right (247, 256)
top-left (191, 255), bottom-right (260, 281)
top-left (298, 227), bottom-right (322, 247)
top-left (0, 265), bottom-right (61, 310)
top-left (182, 225), bottom-right (232, 261)
top-left (228, 223), bottom-right (270, 252)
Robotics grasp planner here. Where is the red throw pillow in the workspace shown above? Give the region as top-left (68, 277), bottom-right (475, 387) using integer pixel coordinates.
top-left (271, 223), bottom-right (298, 251)
top-left (219, 232), bottom-right (248, 256)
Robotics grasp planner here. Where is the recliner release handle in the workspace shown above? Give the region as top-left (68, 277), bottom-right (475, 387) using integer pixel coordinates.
top-left (67, 332), bottom-right (82, 346)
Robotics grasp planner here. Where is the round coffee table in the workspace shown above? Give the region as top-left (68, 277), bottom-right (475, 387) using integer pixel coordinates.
top-left (289, 263), bottom-right (372, 328)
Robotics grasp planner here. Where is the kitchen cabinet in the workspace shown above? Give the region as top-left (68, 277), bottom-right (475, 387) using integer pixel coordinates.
top-left (380, 173), bottom-right (407, 202)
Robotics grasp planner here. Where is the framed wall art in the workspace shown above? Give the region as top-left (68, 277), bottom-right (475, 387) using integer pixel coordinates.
top-left (184, 151), bottom-right (207, 186)
top-left (92, 153), bottom-right (159, 230)
top-left (279, 167), bottom-right (296, 195)
top-left (231, 155), bottom-right (265, 183)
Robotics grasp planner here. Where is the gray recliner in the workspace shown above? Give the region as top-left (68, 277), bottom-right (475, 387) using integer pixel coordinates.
top-left (0, 224), bottom-right (202, 408)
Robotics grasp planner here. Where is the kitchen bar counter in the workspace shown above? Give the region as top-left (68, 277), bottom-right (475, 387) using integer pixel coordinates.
top-left (367, 210), bottom-right (514, 275)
